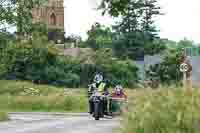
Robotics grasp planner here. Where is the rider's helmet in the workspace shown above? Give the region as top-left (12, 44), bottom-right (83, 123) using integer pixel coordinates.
top-left (115, 85), bottom-right (123, 95)
top-left (94, 71), bottom-right (103, 84)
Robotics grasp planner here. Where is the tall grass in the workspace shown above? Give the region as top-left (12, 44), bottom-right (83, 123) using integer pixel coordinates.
top-left (0, 80), bottom-right (88, 112)
top-left (0, 112), bottom-right (8, 121)
top-left (0, 80), bottom-right (62, 95)
top-left (0, 94), bottom-right (88, 112)
top-left (121, 88), bottom-right (200, 133)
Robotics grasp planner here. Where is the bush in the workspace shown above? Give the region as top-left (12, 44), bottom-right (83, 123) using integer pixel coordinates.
top-left (122, 89), bottom-right (200, 133)
top-left (0, 35), bottom-right (82, 87)
top-left (0, 33), bottom-right (139, 88)
top-left (92, 49), bottom-right (139, 87)
top-left (147, 49), bottom-right (182, 85)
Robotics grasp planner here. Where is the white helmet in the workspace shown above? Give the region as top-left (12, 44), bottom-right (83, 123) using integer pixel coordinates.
top-left (115, 85), bottom-right (123, 94)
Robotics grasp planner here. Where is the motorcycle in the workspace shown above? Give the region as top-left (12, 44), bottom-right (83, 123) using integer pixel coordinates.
top-left (90, 90), bottom-right (104, 120)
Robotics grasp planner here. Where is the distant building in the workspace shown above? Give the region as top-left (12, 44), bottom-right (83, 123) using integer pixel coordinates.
top-left (32, 0), bottom-right (65, 43)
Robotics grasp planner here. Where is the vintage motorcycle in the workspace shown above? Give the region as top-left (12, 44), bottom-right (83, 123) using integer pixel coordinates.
top-left (91, 90), bottom-right (105, 120)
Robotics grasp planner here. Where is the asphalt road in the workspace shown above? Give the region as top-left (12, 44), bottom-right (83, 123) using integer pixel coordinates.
top-left (0, 113), bottom-right (120, 133)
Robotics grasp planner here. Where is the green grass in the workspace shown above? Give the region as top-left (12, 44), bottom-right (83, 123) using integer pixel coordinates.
top-left (0, 95), bottom-right (88, 112)
top-left (0, 80), bottom-right (86, 95)
top-left (0, 80), bottom-right (88, 113)
top-left (0, 112), bottom-right (8, 121)
top-left (121, 88), bottom-right (200, 133)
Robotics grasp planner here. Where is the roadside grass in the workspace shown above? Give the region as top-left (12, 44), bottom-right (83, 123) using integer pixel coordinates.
top-left (121, 88), bottom-right (200, 133)
top-left (0, 80), bottom-right (86, 95)
top-left (0, 95), bottom-right (88, 112)
top-left (0, 80), bottom-right (88, 113)
top-left (0, 112), bottom-right (8, 121)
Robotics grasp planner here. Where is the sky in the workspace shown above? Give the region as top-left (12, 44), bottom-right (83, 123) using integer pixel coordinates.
top-left (64, 0), bottom-right (200, 42)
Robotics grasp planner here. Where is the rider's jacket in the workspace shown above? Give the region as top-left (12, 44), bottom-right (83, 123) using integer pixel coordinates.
top-left (97, 82), bottom-right (106, 92)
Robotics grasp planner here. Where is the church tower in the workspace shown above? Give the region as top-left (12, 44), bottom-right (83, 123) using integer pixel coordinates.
top-left (32, 0), bottom-right (65, 43)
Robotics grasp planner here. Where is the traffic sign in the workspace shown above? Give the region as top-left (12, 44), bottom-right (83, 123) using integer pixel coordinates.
top-left (180, 63), bottom-right (188, 72)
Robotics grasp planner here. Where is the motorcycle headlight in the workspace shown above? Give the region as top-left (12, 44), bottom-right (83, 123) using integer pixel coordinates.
top-left (95, 92), bottom-right (102, 96)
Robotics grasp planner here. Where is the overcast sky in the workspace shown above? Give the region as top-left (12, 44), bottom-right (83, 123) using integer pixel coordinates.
top-left (64, 0), bottom-right (200, 43)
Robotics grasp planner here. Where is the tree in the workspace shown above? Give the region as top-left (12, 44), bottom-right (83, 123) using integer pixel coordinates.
top-left (108, 0), bottom-right (165, 59)
top-left (177, 38), bottom-right (195, 48)
top-left (86, 22), bottom-right (114, 50)
top-left (65, 34), bottom-right (82, 45)
top-left (99, 0), bottom-right (130, 17)
top-left (0, 0), bottom-right (47, 36)
top-left (147, 49), bottom-right (183, 85)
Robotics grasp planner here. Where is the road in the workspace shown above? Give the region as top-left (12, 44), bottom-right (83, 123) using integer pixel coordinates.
top-left (0, 113), bottom-right (120, 133)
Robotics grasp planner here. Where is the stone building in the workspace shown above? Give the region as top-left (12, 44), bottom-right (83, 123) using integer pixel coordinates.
top-left (32, 0), bottom-right (65, 43)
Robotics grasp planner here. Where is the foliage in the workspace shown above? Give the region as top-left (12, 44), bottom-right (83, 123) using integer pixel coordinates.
top-left (102, 0), bottom-right (165, 58)
top-left (177, 38), bottom-right (195, 49)
top-left (0, 34), bottom-right (82, 87)
top-left (92, 49), bottom-right (139, 87)
top-left (122, 88), bottom-right (200, 133)
top-left (163, 38), bottom-right (196, 49)
top-left (0, 31), bottom-right (15, 46)
top-left (30, 23), bottom-right (48, 37)
top-left (147, 49), bottom-right (182, 85)
top-left (0, 32), bottom-right (139, 88)
top-left (99, 0), bottom-right (130, 17)
top-left (147, 38), bottom-right (198, 85)
top-left (113, 33), bottom-right (165, 60)
top-left (0, 0), bottom-right (47, 35)
top-left (161, 39), bottom-right (177, 49)
top-left (86, 22), bottom-right (114, 50)
top-left (65, 34), bottom-right (82, 44)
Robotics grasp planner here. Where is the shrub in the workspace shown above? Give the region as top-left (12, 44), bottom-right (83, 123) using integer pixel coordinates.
top-left (122, 89), bottom-right (200, 133)
top-left (0, 36), bottom-right (82, 87)
top-left (0, 34), bottom-right (139, 88)
top-left (92, 49), bottom-right (139, 87)
top-left (147, 49), bottom-right (182, 85)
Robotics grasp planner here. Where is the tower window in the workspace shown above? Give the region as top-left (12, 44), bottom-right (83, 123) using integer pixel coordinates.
top-left (50, 13), bottom-right (56, 25)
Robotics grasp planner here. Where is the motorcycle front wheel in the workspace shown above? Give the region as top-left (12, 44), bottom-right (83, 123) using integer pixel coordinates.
top-left (94, 102), bottom-right (100, 120)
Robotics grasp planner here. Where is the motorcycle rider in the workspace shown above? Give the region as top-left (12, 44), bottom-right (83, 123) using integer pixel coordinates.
top-left (88, 72), bottom-right (103, 97)
top-left (88, 78), bottom-right (110, 115)
top-left (109, 85), bottom-right (127, 115)
top-left (93, 72), bottom-right (103, 88)
top-left (111, 85), bottom-right (127, 99)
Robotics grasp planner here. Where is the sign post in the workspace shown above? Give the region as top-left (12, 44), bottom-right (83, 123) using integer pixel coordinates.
top-left (180, 63), bottom-right (188, 89)
top-left (180, 48), bottom-right (193, 91)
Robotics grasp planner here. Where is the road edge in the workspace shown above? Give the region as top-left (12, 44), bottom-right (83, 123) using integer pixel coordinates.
top-left (8, 112), bottom-right (89, 117)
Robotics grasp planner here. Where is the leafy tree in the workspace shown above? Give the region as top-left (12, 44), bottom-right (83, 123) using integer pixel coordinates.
top-left (65, 34), bottom-right (82, 44)
top-left (86, 22), bottom-right (114, 50)
top-left (91, 49), bottom-right (139, 87)
top-left (99, 0), bottom-right (130, 17)
top-left (101, 0), bottom-right (165, 58)
top-left (0, 0), bottom-right (47, 36)
top-left (0, 31), bottom-right (15, 46)
top-left (147, 49), bottom-right (183, 85)
top-left (177, 38), bottom-right (195, 49)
